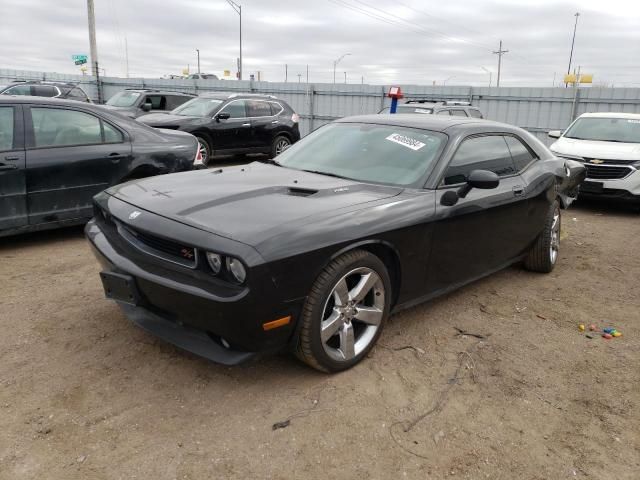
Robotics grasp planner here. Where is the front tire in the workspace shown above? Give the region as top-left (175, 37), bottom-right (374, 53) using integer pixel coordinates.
top-left (271, 135), bottom-right (291, 158)
top-left (524, 200), bottom-right (561, 273)
top-left (294, 250), bottom-right (391, 372)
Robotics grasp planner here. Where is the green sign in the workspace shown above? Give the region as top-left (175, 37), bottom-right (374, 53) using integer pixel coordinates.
top-left (72, 54), bottom-right (88, 65)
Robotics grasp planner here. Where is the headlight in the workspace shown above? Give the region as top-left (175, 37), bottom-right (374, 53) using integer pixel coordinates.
top-left (206, 252), bottom-right (222, 274)
top-left (226, 257), bottom-right (247, 284)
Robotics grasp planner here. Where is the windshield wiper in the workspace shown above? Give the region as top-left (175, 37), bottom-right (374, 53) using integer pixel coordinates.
top-left (299, 169), bottom-right (352, 180)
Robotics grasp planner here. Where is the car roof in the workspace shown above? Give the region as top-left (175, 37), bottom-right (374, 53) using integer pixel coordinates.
top-left (336, 114), bottom-right (513, 133)
top-left (0, 95), bottom-right (93, 106)
top-left (579, 112), bottom-right (640, 119)
top-left (124, 89), bottom-right (195, 96)
top-left (198, 92), bottom-right (278, 100)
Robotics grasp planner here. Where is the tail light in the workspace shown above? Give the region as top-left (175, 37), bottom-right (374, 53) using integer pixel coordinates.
top-left (194, 145), bottom-right (203, 166)
top-left (291, 113), bottom-right (299, 123)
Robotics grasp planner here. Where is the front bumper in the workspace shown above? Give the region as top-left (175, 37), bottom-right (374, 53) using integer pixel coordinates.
top-left (579, 168), bottom-right (640, 203)
top-left (85, 211), bottom-right (304, 365)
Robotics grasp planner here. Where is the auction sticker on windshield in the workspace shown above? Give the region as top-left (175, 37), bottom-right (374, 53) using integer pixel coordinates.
top-left (385, 133), bottom-right (426, 151)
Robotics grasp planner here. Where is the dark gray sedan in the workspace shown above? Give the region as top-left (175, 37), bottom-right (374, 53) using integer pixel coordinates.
top-left (0, 96), bottom-right (198, 237)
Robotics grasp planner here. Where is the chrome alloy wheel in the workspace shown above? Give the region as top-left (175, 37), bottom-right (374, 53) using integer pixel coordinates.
top-left (550, 206), bottom-right (560, 264)
top-left (320, 267), bottom-right (385, 362)
top-left (274, 137), bottom-right (291, 156)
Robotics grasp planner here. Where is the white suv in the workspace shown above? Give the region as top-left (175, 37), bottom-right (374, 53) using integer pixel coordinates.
top-left (548, 112), bottom-right (640, 204)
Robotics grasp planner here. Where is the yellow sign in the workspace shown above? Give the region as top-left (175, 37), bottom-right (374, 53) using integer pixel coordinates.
top-left (564, 73), bottom-right (593, 84)
top-left (224, 70), bottom-right (231, 77)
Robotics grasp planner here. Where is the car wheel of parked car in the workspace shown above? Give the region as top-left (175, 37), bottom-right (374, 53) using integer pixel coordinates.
top-left (294, 250), bottom-right (391, 372)
top-left (196, 136), bottom-right (211, 166)
top-left (524, 200), bottom-right (561, 273)
top-left (271, 135), bottom-right (291, 158)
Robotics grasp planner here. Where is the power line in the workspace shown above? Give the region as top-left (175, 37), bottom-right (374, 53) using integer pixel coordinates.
top-left (328, 0), bottom-right (488, 52)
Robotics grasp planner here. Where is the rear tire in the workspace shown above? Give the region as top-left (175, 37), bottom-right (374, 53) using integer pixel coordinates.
top-left (270, 135), bottom-right (291, 158)
top-left (524, 200), bottom-right (560, 273)
top-left (294, 250), bottom-right (391, 372)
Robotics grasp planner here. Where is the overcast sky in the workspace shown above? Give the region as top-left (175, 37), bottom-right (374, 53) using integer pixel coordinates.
top-left (1, 0), bottom-right (639, 87)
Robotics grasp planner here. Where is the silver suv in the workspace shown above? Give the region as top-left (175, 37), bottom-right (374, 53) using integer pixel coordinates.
top-left (379, 100), bottom-right (484, 118)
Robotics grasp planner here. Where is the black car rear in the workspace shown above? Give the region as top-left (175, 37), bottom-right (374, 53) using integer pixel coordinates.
top-left (138, 93), bottom-right (301, 166)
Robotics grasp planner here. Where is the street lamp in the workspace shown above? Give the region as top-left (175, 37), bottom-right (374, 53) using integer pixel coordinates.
top-left (196, 49), bottom-right (200, 74)
top-left (225, 0), bottom-right (242, 80)
top-left (333, 53), bottom-right (351, 84)
top-left (566, 12), bottom-right (580, 87)
top-left (480, 66), bottom-right (492, 87)
top-left (344, 71), bottom-right (347, 84)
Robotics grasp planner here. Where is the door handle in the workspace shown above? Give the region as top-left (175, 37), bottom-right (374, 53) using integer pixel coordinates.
top-left (0, 163), bottom-right (17, 171)
top-left (241, 123), bottom-right (251, 127)
top-left (512, 185), bottom-right (525, 196)
top-left (4, 156), bottom-right (20, 161)
top-left (271, 120), bottom-right (279, 124)
top-left (108, 153), bottom-right (126, 163)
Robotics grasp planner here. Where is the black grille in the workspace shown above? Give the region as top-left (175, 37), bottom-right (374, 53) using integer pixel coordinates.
top-left (584, 164), bottom-right (632, 180)
top-left (118, 223), bottom-right (197, 268)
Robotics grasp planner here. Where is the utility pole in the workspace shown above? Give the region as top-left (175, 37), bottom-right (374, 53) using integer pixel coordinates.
top-left (297, 73), bottom-right (302, 83)
top-left (566, 12), bottom-right (580, 87)
top-left (196, 49), bottom-right (200, 74)
top-left (344, 72), bottom-right (347, 84)
top-left (285, 64), bottom-right (288, 82)
top-left (226, 1), bottom-right (242, 80)
top-left (124, 36), bottom-right (129, 78)
top-left (493, 40), bottom-right (508, 87)
top-left (86, 0), bottom-right (102, 102)
top-left (306, 64), bottom-right (309, 84)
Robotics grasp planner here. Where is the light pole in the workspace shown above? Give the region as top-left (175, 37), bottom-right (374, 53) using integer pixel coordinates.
top-left (480, 66), bottom-right (492, 87)
top-left (566, 12), bottom-right (580, 87)
top-left (225, 0), bottom-right (242, 80)
top-left (333, 53), bottom-right (351, 84)
top-left (344, 72), bottom-right (347, 84)
top-left (196, 49), bottom-right (200, 74)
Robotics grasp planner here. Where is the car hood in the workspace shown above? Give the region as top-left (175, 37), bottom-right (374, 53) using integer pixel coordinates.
top-left (551, 137), bottom-right (640, 161)
top-left (107, 162), bottom-right (403, 245)
top-left (138, 113), bottom-right (201, 127)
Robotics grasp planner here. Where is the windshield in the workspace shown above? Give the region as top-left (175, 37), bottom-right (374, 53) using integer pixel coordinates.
top-left (276, 123), bottom-right (447, 186)
top-left (380, 105), bottom-right (434, 114)
top-left (172, 97), bottom-right (223, 117)
top-left (564, 117), bottom-right (640, 143)
top-left (106, 91), bottom-right (141, 107)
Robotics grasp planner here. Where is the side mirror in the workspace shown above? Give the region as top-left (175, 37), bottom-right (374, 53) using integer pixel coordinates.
top-left (548, 130), bottom-right (562, 139)
top-left (215, 112), bottom-right (230, 121)
top-left (467, 169), bottom-right (500, 190)
top-left (141, 102), bottom-right (152, 112)
top-left (440, 170), bottom-right (500, 206)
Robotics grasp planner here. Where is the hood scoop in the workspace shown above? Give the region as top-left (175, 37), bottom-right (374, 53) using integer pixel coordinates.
top-left (286, 187), bottom-right (318, 197)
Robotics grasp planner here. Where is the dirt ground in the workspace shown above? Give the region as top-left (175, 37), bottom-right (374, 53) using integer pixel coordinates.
top-left (1, 200), bottom-right (639, 480)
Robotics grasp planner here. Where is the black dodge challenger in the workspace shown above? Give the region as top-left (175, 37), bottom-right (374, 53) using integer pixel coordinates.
top-left (86, 115), bottom-right (585, 372)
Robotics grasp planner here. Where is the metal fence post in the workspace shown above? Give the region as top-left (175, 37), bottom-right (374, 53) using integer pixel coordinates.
top-left (380, 86), bottom-right (386, 111)
top-left (309, 84), bottom-right (315, 133)
top-left (570, 87), bottom-right (581, 122)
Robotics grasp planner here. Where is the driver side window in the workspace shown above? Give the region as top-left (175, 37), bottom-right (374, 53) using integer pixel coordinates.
top-left (443, 135), bottom-right (517, 185)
